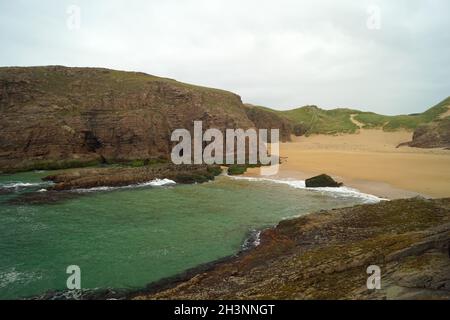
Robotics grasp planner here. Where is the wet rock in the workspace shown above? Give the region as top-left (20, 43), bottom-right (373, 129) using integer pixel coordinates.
top-left (0, 188), bottom-right (14, 195)
top-left (305, 174), bottom-right (343, 188)
top-left (7, 190), bottom-right (82, 205)
top-left (43, 164), bottom-right (222, 191)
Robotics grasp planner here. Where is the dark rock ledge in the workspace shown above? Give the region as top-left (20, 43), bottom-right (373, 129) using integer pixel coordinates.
top-left (42, 164), bottom-right (222, 191)
top-left (7, 164), bottom-right (222, 205)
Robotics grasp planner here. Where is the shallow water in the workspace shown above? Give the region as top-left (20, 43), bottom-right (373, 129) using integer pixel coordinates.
top-left (0, 171), bottom-right (378, 299)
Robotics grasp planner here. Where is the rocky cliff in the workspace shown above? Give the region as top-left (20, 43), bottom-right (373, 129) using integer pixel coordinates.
top-left (135, 197), bottom-right (450, 300)
top-left (407, 118), bottom-right (450, 149)
top-left (243, 104), bottom-right (293, 142)
top-left (0, 66), bottom-right (290, 172)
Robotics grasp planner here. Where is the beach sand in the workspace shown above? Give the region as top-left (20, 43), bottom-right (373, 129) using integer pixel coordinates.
top-left (245, 129), bottom-right (450, 199)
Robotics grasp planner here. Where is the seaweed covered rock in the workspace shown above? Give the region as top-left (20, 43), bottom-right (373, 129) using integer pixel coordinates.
top-left (227, 165), bottom-right (248, 176)
top-left (305, 174), bottom-right (343, 188)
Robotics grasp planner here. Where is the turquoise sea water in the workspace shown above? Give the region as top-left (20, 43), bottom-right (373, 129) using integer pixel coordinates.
top-left (0, 171), bottom-right (376, 299)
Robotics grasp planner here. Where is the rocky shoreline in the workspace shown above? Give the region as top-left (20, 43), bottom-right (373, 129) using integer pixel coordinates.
top-left (132, 197), bottom-right (450, 300)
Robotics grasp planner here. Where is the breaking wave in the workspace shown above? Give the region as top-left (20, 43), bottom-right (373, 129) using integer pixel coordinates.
top-left (72, 178), bottom-right (176, 193)
top-left (229, 176), bottom-right (384, 203)
top-left (0, 182), bottom-right (46, 189)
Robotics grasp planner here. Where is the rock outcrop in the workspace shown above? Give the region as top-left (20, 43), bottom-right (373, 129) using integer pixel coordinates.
top-left (0, 66), bottom-right (291, 172)
top-left (42, 164), bottom-right (222, 191)
top-left (305, 174), bottom-right (343, 188)
top-left (134, 197), bottom-right (450, 300)
top-left (406, 118), bottom-right (450, 149)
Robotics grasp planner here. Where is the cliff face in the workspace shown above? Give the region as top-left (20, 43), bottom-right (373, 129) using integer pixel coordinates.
top-left (0, 66), bottom-right (286, 172)
top-left (243, 104), bottom-right (293, 142)
top-left (408, 118), bottom-right (450, 149)
top-left (135, 198), bottom-right (450, 300)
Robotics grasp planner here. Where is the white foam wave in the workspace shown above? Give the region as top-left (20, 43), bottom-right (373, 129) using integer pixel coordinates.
top-left (229, 176), bottom-right (384, 203)
top-left (253, 231), bottom-right (261, 247)
top-left (73, 178), bottom-right (176, 193)
top-left (144, 178), bottom-right (177, 187)
top-left (0, 182), bottom-right (45, 189)
top-left (242, 230), bottom-right (262, 250)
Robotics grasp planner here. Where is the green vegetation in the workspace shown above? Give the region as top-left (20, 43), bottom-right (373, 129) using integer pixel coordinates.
top-left (353, 97), bottom-right (450, 131)
top-left (173, 173), bottom-right (211, 184)
top-left (206, 165), bottom-right (223, 176)
top-left (280, 106), bottom-right (360, 135)
top-left (100, 157), bottom-right (169, 168)
top-left (171, 166), bottom-right (222, 184)
top-left (124, 158), bottom-right (168, 168)
top-left (15, 159), bottom-right (101, 173)
top-left (2, 157), bottom-right (172, 174)
top-left (262, 96), bottom-right (450, 135)
top-left (127, 159), bottom-right (147, 167)
top-left (0, 66), bottom-right (244, 116)
top-left (227, 165), bottom-right (248, 175)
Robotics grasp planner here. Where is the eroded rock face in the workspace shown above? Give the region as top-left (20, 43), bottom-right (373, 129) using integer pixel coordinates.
top-left (243, 105), bottom-right (293, 142)
top-left (407, 118), bottom-right (450, 149)
top-left (0, 66), bottom-right (286, 172)
top-left (134, 197), bottom-right (450, 300)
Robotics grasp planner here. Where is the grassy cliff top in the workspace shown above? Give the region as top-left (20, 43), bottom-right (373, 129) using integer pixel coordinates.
top-left (0, 65), bottom-right (238, 96)
top-left (259, 97), bottom-right (450, 135)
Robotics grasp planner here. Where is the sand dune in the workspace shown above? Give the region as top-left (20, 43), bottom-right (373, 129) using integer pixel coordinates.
top-left (246, 129), bottom-right (450, 199)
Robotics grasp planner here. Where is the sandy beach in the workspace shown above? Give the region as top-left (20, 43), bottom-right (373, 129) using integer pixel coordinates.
top-left (246, 129), bottom-right (450, 199)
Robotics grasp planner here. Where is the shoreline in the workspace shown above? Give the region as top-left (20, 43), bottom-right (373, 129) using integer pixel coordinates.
top-left (245, 130), bottom-right (450, 200)
top-left (243, 167), bottom-right (421, 200)
top-left (15, 167), bottom-right (448, 300)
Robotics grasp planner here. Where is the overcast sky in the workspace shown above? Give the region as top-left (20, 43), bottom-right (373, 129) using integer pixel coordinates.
top-left (0, 0), bottom-right (449, 114)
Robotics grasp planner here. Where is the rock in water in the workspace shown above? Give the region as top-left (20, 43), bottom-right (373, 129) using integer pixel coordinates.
top-left (305, 174), bottom-right (343, 188)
